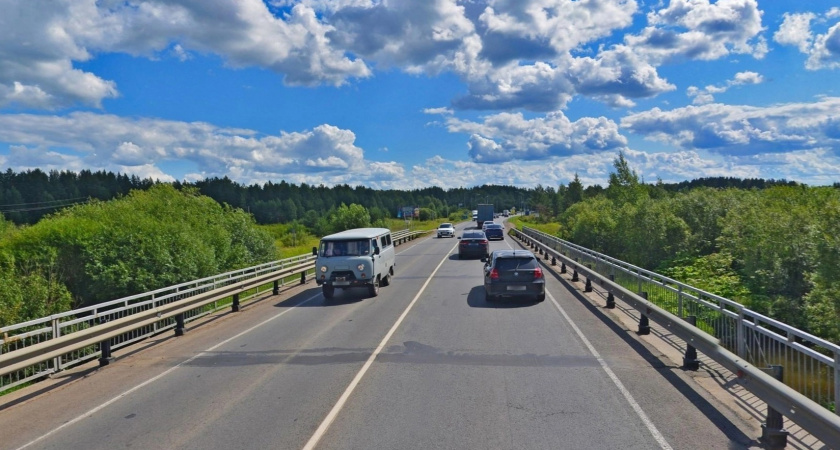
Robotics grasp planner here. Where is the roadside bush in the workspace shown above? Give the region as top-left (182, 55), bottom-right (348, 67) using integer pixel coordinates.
top-left (2, 185), bottom-right (275, 308)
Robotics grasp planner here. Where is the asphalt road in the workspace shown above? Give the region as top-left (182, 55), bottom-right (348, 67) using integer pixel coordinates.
top-left (0, 221), bottom-right (758, 450)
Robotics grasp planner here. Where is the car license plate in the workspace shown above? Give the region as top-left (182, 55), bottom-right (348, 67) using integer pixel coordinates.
top-left (334, 281), bottom-right (349, 286)
top-left (507, 285), bottom-right (526, 291)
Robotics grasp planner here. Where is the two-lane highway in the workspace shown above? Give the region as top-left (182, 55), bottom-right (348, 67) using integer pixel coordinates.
top-left (1, 222), bottom-right (757, 449)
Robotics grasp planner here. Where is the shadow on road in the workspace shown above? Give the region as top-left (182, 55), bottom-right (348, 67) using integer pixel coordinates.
top-left (466, 285), bottom-right (538, 309)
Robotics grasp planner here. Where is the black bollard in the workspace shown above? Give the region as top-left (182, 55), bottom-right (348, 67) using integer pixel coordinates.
top-left (637, 292), bottom-right (650, 335)
top-left (682, 315), bottom-right (700, 370)
top-left (273, 280), bottom-right (280, 295)
top-left (761, 366), bottom-right (789, 449)
top-left (232, 293), bottom-right (240, 312)
top-left (98, 317), bottom-right (114, 366)
top-left (174, 313), bottom-right (186, 336)
top-left (585, 278), bottom-right (592, 292)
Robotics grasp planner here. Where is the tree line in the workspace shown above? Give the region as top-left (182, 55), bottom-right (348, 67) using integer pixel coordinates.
top-left (0, 168), bottom-right (530, 227)
top-left (525, 153), bottom-right (840, 344)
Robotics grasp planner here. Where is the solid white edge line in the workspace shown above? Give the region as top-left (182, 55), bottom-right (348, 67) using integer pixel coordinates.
top-left (302, 241), bottom-right (459, 450)
top-left (546, 289), bottom-right (674, 450)
top-left (15, 292), bottom-right (323, 450)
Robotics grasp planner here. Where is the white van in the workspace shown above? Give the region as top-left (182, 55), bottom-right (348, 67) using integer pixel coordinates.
top-left (313, 227), bottom-right (396, 298)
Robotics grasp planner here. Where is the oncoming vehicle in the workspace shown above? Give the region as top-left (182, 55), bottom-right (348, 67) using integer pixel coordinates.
top-left (483, 250), bottom-right (545, 302)
top-left (313, 228), bottom-right (395, 298)
top-left (437, 222), bottom-right (455, 238)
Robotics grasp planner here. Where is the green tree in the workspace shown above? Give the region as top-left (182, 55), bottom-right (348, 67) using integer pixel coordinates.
top-left (616, 198), bottom-right (690, 269)
top-left (565, 174), bottom-right (584, 210)
top-left (717, 187), bottom-right (819, 324)
top-left (606, 151), bottom-right (646, 206)
top-left (559, 197), bottom-right (619, 254)
top-left (803, 190), bottom-right (840, 342)
top-left (330, 203), bottom-right (371, 233)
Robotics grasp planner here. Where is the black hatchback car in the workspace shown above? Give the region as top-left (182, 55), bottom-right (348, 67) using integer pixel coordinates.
top-left (458, 230), bottom-right (489, 259)
top-left (483, 250), bottom-right (545, 302)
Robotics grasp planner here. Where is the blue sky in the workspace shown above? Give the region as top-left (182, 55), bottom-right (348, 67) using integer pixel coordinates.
top-left (1, 0), bottom-right (839, 189)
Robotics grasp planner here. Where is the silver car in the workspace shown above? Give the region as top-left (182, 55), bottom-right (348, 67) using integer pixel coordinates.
top-left (437, 222), bottom-right (455, 238)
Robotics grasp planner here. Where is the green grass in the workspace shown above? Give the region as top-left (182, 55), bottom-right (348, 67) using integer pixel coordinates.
top-left (508, 215), bottom-right (562, 235)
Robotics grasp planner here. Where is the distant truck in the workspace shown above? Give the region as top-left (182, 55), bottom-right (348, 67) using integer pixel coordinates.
top-left (476, 204), bottom-right (494, 229)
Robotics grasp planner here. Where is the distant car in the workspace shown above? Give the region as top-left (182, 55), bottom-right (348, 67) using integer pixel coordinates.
top-left (483, 250), bottom-right (545, 302)
top-left (437, 222), bottom-right (455, 238)
top-left (481, 220), bottom-right (495, 232)
top-left (483, 223), bottom-right (504, 240)
top-left (458, 230), bottom-right (489, 260)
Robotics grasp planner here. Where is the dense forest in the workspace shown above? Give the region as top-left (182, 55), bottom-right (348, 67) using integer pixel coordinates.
top-left (0, 168), bottom-right (530, 226)
top-left (1, 165), bottom-right (839, 346)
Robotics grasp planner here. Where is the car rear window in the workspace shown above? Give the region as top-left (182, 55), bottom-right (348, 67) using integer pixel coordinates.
top-left (464, 231), bottom-right (485, 239)
top-left (496, 257), bottom-right (537, 271)
top-left (486, 224), bottom-right (502, 229)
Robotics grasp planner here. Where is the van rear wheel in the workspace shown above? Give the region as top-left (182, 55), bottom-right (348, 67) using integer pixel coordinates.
top-left (369, 279), bottom-right (380, 297)
top-left (322, 285), bottom-right (334, 299)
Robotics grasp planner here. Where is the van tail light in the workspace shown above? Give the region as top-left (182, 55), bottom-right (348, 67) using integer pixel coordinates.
top-left (534, 267), bottom-right (543, 279)
top-left (490, 268), bottom-right (500, 280)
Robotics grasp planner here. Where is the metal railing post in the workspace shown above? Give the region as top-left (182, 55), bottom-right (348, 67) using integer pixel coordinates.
top-left (761, 365), bottom-right (789, 449)
top-left (835, 352), bottom-right (840, 417)
top-left (273, 280), bottom-right (280, 295)
top-left (52, 318), bottom-right (62, 372)
top-left (677, 285), bottom-right (683, 319)
top-left (737, 308), bottom-right (746, 359)
top-left (232, 294), bottom-right (240, 312)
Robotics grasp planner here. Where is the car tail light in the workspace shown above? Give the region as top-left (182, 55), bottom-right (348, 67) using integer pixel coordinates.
top-left (534, 266), bottom-right (543, 279)
top-left (480, 240), bottom-right (488, 245)
top-left (490, 268), bottom-right (500, 280)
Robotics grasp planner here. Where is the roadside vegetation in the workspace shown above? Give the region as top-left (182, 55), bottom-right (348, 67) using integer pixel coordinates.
top-left (0, 185), bottom-right (275, 327)
top-left (2, 163), bottom-right (838, 347)
top-left (520, 153), bottom-right (840, 345)
top-left (0, 185), bottom-right (470, 328)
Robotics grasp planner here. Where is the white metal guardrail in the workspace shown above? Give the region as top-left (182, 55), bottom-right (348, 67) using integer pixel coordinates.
top-left (0, 254), bottom-right (317, 391)
top-left (0, 227), bottom-right (431, 394)
top-left (514, 226), bottom-right (840, 446)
